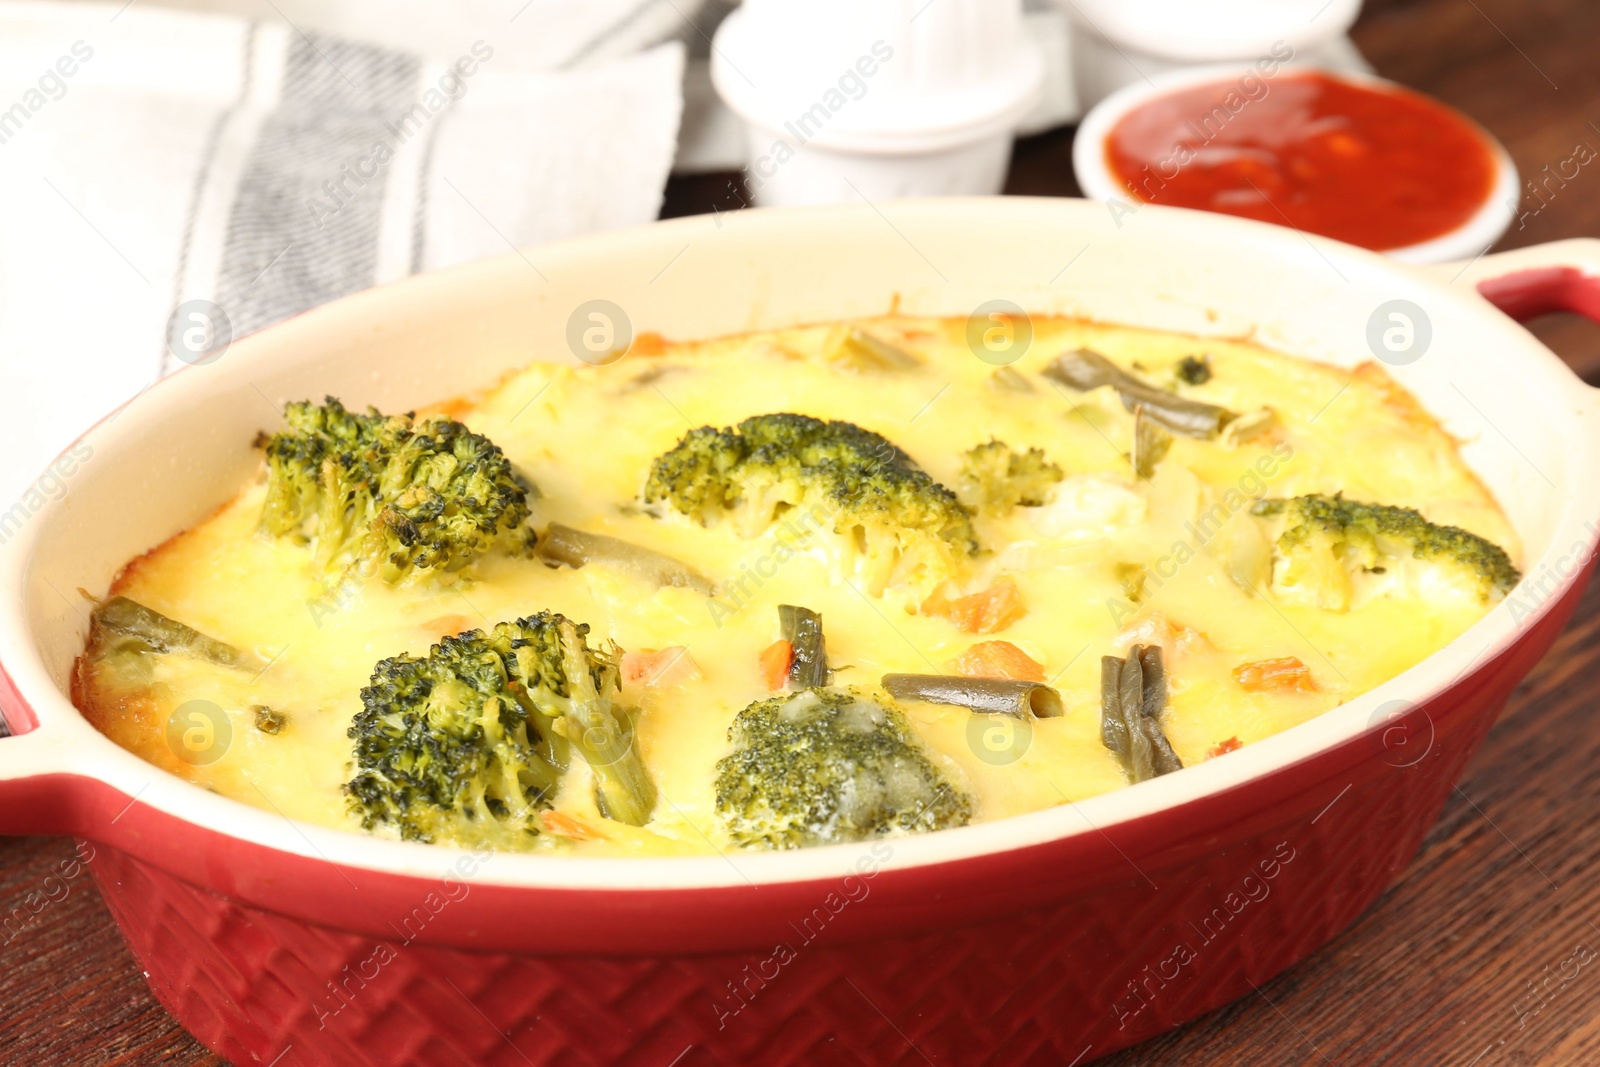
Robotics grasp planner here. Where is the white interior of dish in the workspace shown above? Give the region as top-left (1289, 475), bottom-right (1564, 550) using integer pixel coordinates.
top-left (3, 198), bottom-right (1596, 890)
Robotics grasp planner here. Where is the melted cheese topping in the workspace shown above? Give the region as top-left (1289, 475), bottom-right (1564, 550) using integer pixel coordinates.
top-left (74, 316), bottom-right (1518, 857)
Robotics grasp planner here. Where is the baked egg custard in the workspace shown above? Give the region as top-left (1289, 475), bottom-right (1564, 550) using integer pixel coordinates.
top-left (73, 316), bottom-right (1521, 857)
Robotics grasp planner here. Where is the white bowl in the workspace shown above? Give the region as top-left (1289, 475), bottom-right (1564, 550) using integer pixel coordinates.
top-left (711, 0), bottom-right (1043, 205)
top-left (1071, 64), bottom-right (1520, 265)
top-left (1059, 0), bottom-right (1363, 62)
top-left (1056, 0), bottom-right (1365, 109)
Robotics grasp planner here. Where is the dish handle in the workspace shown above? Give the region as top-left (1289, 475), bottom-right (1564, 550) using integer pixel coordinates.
top-left (0, 664), bottom-right (80, 837)
top-left (1432, 238), bottom-right (1600, 325)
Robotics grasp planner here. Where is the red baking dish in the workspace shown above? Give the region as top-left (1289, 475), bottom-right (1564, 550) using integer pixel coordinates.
top-left (2, 199), bottom-right (1598, 1066)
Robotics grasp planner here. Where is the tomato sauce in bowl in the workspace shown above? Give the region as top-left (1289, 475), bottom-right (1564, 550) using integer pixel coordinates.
top-left (1102, 71), bottom-right (1500, 251)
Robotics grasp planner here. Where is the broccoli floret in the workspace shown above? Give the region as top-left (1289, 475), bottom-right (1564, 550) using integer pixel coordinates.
top-left (642, 413), bottom-right (976, 595)
top-left (714, 687), bottom-right (972, 849)
top-left (958, 439), bottom-right (1064, 512)
top-left (345, 611), bottom-right (656, 847)
top-left (1253, 494), bottom-right (1520, 611)
top-left (258, 397), bottom-right (533, 583)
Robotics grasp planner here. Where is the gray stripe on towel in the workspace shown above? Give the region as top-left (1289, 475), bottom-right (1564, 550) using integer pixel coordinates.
top-left (162, 22), bottom-right (258, 377)
top-left (213, 33), bottom-right (420, 340)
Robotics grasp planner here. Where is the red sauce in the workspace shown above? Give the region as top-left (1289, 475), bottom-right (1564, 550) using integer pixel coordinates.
top-left (1104, 72), bottom-right (1497, 251)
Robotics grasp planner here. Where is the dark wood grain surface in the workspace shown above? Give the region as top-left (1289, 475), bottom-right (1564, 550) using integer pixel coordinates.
top-left (3, 0), bottom-right (1597, 1063)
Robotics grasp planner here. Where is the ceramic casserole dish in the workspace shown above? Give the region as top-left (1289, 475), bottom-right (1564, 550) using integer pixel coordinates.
top-left (2, 199), bottom-right (1599, 1067)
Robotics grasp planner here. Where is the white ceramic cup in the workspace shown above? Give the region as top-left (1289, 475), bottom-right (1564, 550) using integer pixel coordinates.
top-left (712, 0), bottom-right (1044, 206)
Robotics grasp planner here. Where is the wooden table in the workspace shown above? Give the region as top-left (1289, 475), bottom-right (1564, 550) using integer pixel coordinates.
top-left (3, 0), bottom-right (1596, 1062)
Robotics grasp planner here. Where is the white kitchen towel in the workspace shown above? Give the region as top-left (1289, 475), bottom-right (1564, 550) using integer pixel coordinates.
top-left (128, 0), bottom-right (1075, 172)
top-left (0, 0), bottom-right (688, 510)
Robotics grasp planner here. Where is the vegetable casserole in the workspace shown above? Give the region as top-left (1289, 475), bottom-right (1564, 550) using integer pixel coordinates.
top-left (72, 315), bottom-right (1520, 857)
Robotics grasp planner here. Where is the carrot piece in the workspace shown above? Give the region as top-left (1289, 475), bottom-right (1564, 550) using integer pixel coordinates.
top-left (419, 396), bottom-right (475, 420)
top-left (628, 331), bottom-right (668, 357)
top-left (542, 811), bottom-right (609, 841)
top-left (922, 579), bottom-right (1027, 634)
top-left (945, 640), bottom-right (1046, 682)
top-left (1207, 737), bottom-right (1243, 759)
top-left (759, 640), bottom-right (795, 691)
top-left (1232, 657), bottom-right (1317, 693)
top-left (422, 614), bottom-right (475, 641)
top-left (620, 646), bottom-right (700, 688)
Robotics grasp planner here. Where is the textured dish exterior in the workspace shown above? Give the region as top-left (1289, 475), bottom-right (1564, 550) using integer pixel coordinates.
top-left (1, 204), bottom-right (1597, 1066)
top-left (51, 577), bottom-right (1576, 1066)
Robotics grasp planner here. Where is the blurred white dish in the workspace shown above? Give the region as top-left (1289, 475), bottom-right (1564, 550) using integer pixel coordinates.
top-left (711, 0), bottom-right (1043, 205)
top-left (1056, 0), bottom-right (1366, 110)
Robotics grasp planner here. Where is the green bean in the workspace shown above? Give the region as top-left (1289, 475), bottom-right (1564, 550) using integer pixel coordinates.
top-left (536, 523), bottom-right (713, 595)
top-left (1100, 644), bottom-right (1182, 782)
top-left (1132, 405), bottom-right (1172, 479)
top-left (832, 327), bottom-right (921, 371)
top-left (253, 705), bottom-right (287, 734)
top-left (989, 366), bottom-right (1034, 393)
top-left (1045, 349), bottom-right (1235, 438)
top-left (779, 604), bottom-right (829, 688)
top-left (1136, 644), bottom-right (1182, 775)
top-left (881, 674), bottom-right (1064, 719)
top-left (91, 595), bottom-right (261, 671)
top-left (1101, 656), bottom-right (1130, 765)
